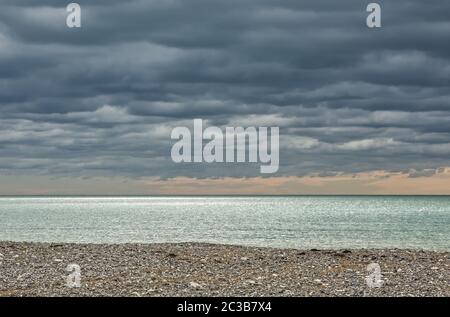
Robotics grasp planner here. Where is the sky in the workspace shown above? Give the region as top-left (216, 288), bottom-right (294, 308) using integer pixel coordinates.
top-left (0, 0), bottom-right (449, 195)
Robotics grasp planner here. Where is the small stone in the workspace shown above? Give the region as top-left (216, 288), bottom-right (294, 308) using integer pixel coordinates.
top-left (189, 282), bottom-right (202, 289)
top-left (240, 257), bottom-right (249, 261)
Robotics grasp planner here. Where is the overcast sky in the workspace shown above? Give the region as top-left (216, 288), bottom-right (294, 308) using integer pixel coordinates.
top-left (0, 0), bottom-right (449, 194)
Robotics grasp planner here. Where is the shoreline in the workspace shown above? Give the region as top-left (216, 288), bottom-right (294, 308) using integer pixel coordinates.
top-left (1, 240), bottom-right (447, 252)
top-left (1, 242), bottom-right (449, 297)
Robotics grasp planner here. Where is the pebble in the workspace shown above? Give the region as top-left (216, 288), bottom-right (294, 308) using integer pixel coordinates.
top-left (189, 282), bottom-right (202, 289)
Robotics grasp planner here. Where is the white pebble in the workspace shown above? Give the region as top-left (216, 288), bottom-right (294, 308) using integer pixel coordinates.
top-left (189, 282), bottom-right (202, 288)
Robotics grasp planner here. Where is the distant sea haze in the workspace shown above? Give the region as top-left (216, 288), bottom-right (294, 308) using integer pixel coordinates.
top-left (0, 196), bottom-right (449, 250)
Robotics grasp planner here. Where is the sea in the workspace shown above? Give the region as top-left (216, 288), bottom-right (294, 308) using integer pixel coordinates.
top-left (0, 196), bottom-right (449, 250)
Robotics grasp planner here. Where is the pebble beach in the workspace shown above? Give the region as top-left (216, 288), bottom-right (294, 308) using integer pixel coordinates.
top-left (0, 242), bottom-right (449, 297)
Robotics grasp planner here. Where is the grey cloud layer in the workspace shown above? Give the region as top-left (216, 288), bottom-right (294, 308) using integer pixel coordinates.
top-left (0, 0), bottom-right (449, 178)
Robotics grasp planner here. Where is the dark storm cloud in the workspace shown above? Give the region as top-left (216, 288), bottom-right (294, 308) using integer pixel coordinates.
top-left (0, 0), bottom-right (449, 179)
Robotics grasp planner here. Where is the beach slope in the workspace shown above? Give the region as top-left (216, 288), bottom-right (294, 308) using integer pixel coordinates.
top-left (0, 242), bottom-right (449, 297)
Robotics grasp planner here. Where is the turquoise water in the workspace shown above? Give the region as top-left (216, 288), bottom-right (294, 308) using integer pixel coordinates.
top-left (0, 196), bottom-right (449, 250)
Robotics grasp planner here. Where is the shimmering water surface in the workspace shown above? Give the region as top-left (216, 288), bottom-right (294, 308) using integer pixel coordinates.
top-left (0, 196), bottom-right (449, 250)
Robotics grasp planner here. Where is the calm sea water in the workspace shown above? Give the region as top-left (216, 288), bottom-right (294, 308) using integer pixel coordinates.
top-left (0, 196), bottom-right (449, 250)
